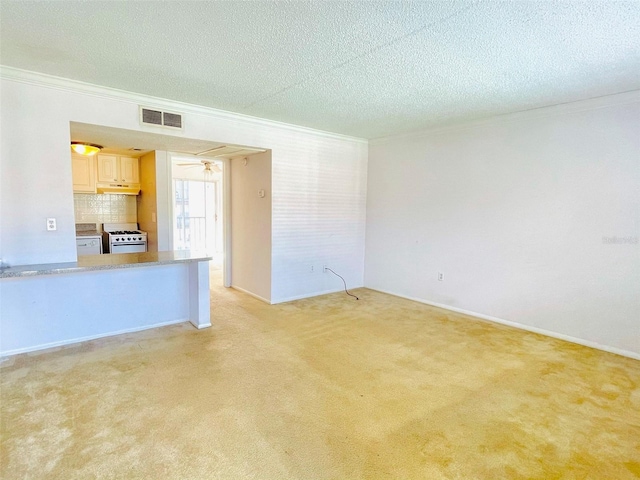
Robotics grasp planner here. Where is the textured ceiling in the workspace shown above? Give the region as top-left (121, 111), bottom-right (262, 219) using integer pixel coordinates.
top-left (2, 1), bottom-right (639, 138)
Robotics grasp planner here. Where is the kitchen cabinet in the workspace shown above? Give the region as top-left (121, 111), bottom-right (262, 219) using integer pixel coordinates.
top-left (71, 153), bottom-right (97, 193)
top-left (97, 155), bottom-right (139, 183)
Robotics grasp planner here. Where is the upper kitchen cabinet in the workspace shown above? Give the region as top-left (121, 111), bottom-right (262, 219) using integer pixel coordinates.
top-left (97, 155), bottom-right (139, 183)
top-left (71, 152), bottom-right (97, 193)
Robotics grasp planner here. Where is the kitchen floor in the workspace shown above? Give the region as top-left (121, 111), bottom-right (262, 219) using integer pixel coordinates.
top-left (1, 283), bottom-right (639, 479)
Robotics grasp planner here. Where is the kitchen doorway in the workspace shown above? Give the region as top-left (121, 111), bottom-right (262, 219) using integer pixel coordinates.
top-left (170, 154), bottom-right (226, 284)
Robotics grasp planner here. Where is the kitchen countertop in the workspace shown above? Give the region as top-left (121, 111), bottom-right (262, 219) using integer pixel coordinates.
top-left (75, 223), bottom-right (101, 237)
top-left (0, 251), bottom-right (212, 278)
top-left (75, 231), bottom-right (101, 237)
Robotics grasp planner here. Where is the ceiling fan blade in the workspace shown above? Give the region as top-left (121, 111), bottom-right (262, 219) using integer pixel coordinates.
top-left (176, 159), bottom-right (222, 176)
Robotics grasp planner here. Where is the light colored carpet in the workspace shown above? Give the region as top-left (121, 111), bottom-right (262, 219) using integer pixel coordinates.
top-left (1, 275), bottom-right (639, 479)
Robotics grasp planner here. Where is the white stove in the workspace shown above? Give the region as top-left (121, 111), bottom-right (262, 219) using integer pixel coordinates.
top-left (102, 223), bottom-right (148, 254)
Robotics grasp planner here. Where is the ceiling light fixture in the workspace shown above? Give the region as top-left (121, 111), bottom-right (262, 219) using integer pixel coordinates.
top-left (71, 142), bottom-right (102, 156)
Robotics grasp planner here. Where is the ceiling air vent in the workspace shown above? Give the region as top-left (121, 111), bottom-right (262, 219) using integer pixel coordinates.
top-left (140, 107), bottom-right (183, 130)
top-left (163, 112), bottom-right (182, 129)
top-left (141, 108), bottom-right (162, 125)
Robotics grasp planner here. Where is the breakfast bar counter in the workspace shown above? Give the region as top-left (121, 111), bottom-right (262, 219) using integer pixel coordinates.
top-left (0, 251), bottom-right (212, 278)
top-left (0, 251), bottom-right (212, 356)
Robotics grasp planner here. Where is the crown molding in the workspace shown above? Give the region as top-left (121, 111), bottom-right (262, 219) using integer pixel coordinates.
top-left (4, 65), bottom-right (636, 146)
top-left (370, 89), bottom-right (640, 145)
top-left (0, 65), bottom-right (368, 144)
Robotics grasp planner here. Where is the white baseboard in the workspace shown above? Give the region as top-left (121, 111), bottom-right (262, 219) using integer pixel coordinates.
top-left (272, 286), bottom-right (364, 304)
top-left (0, 318), bottom-right (190, 357)
top-left (230, 285), bottom-right (271, 304)
top-left (230, 284), bottom-right (365, 304)
top-left (193, 322), bottom-right (212, 330)
top-left (367, 288), bottom-right (640, 361)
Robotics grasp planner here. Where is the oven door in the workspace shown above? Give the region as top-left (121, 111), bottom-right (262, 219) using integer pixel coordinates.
top-left (111, 243), bottom-right (146, 254)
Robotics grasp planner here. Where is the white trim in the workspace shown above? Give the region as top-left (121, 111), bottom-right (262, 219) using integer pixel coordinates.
top-left (193, 322), bottom-right (212, 330)
top-left (0, 65), bottom-right (367, 144)
top-left (370, 90), bottom-right (640, 145)
top-left (231, 285), bottom-right (271, 304)
top-left (367, 288), bottom-right (640, 361)
top-left (167, 155), bottom-right (176, 251)
top-left (222, 158), bottom-right (232, 288)
top-left (272, 286), bottom-right (362, 304)
top-left (0, 318), bottom-right (190, 358)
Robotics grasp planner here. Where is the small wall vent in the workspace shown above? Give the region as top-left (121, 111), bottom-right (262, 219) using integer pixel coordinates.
top-left (140, 107), bottom-right (183, 130)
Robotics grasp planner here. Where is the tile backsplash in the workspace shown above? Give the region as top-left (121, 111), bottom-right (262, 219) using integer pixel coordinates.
top-left (74, 194), bottom-right (137, 224)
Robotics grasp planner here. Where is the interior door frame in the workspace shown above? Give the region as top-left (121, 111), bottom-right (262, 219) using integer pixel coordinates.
top-left (167, 152), bottom-right (231, 287)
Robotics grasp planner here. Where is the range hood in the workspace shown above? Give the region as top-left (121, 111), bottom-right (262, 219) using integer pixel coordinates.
top-left (96, 183), bottom-right (141, 195)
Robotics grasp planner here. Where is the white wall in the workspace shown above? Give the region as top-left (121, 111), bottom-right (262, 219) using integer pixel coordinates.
top-left (0, 259), bottom-right (213, 356)
top-left (366, 92), bottom-right (640, 357)
top-left (1, 77), bottom-right (77, 264)
top-left (231, 152), bottom-right (272, 302)
top-left (0, 69), bottom-right (367, 302)
top-left (271, 136), bottom-right (368, 302)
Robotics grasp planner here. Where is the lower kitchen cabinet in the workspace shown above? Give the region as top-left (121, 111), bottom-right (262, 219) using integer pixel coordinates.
top-left (76, 236), bottom-right (102, 255)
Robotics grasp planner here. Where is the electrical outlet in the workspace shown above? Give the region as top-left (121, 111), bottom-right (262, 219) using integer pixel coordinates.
top-left (311, 265), bottom-right (315, 273)
top-left (323, 265), bottom-right (328, 273)
top-left (46, 218), bottom-right (57, 231)
top-left (438, 272), bottom-right (444, 281)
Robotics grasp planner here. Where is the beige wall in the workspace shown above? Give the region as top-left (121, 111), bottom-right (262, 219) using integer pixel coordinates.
top-left (137, 151), bottom-right (158, 251)
top-left (231, 152), bottom-right (272, 302)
